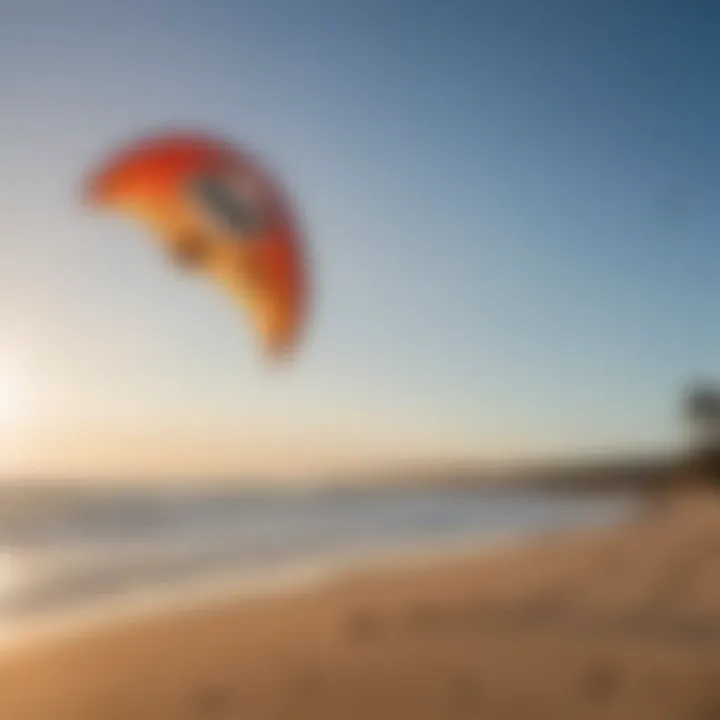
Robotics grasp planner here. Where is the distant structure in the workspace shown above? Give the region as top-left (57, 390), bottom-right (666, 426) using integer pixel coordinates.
top-left (683, 380), bottom-right (720, 486)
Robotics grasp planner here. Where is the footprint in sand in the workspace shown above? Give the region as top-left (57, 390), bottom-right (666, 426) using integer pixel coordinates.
top-left (449, 675), bottom-right (482, 713)
top-left (407, 602), bottom-right (447, 631)
top-left (582, 659), bottom-right (621, 705)
top-left (345, 609), bottom-right (384, 641)
top-left (194, 685), bottom-right (234, 717)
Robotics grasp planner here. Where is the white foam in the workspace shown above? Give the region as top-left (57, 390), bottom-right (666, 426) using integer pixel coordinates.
top-left (0, 521), bottom-right (614, 657)
top-left (0, 531), bottom-right (528, 656)
top-left (0, 495), bottom-right (639, 656)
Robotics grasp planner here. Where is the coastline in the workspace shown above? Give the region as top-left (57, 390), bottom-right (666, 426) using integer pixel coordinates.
top-left (0, 528), bottom-right (573, 656)
top-left (0, 502), bottom-right (672, 719)
top-left (7, 497), bottom-right (720, 718)
top-left (0, 499), bottom-right (637, 659)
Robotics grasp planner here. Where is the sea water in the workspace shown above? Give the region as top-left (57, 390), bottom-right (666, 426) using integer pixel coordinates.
top-left (0, 483), bottom-right (637, 632)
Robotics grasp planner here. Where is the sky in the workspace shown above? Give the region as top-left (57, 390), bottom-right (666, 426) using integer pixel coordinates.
top-left (0, 0), bottom-right (718, 479)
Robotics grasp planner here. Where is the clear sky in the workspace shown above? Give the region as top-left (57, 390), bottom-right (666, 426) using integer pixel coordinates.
top-left (0, 0), bottom-right (718, 479)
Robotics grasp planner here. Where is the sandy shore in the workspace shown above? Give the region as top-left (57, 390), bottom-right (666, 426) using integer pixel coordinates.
top-left (2, 494), bottom-right (720, 719)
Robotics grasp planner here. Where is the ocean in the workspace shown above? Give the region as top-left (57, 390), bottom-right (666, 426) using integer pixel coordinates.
top-left (0, 484), bottom-right (637, 644)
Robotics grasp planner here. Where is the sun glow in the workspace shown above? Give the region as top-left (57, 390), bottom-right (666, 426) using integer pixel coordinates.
top-left (0, 364), bottom-right (30, 431)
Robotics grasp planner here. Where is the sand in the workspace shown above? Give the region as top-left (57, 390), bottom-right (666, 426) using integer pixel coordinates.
top-left (2, 493), bottom-right (720, 719)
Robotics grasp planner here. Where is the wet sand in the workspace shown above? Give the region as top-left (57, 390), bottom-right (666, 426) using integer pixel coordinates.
top-left (2, 493), bottom-right (720, 719)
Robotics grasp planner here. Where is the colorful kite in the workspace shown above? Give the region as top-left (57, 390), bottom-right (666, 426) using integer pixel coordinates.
top-left (85, 130), bottom-right (307, 358)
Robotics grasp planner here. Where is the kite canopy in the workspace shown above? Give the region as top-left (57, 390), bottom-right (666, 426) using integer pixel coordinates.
top-left (85, 130), bottom-right (307, 359)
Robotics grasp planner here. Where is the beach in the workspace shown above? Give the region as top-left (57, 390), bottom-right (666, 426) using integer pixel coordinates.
top-left (0, 492), bottom-right (718, 719)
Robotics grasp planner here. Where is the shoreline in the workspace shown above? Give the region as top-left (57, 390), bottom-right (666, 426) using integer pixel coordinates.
top-left (0, 507), bottom-right (636, 659)
top-left (12, 494), bottom-right (720, 720)
top-left (14, 498), bottom-right (720, 718)
top-left (0, 531), bottom-right (544, 657)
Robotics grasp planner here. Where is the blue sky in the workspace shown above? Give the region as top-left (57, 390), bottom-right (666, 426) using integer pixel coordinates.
top-left (0, 0), bottom-right (718, 477)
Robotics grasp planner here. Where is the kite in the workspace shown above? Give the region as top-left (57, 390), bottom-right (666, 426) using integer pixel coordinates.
top-left (84, 130), bottom-right (307, 359)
